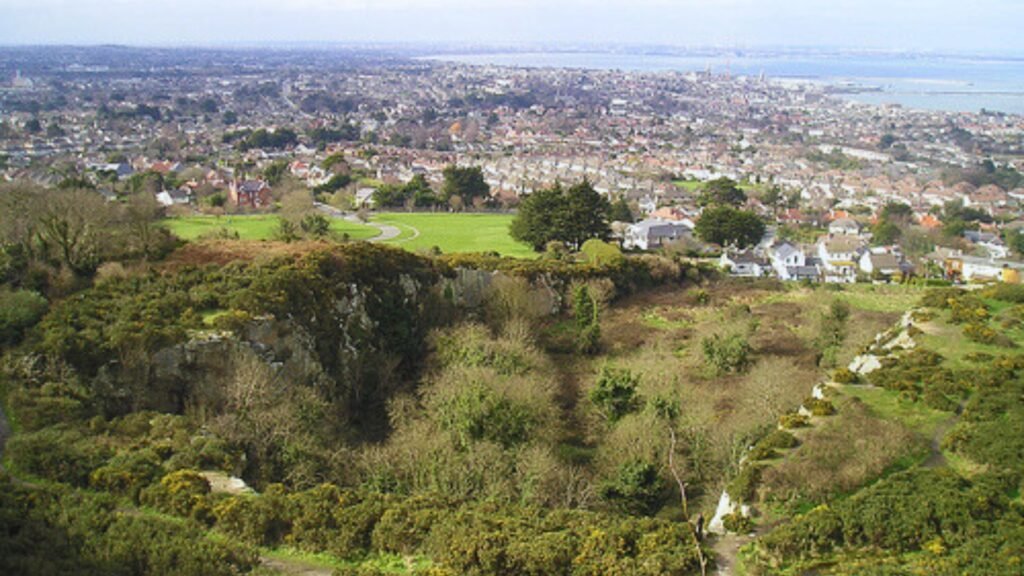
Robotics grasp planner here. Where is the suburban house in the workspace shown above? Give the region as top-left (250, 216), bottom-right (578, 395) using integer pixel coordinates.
top-left (770, 242), bottom-right (819, 281)
top-left (623, 219), bottom-right (693, 250)
top-left (155, 188), bottom-right (191, 207)
top-left (945, 255), bottom-right (1024, 283)
top-left (354, 187), bottom-right (377, 208)
top-left (859, 249), bottom-right (904, 278)
top-left (817, 235), bottom-right (865, 283)
top-left (828, 217), bottom-right (861, 236)
top-left (649, 206), bottom-right (694, 222)
top-left (964, 230), bottom-right (1008, 259)
top-left (720, 250), bottom-right (770, 277)
top-left (228, 179), bottom-right (272, 208)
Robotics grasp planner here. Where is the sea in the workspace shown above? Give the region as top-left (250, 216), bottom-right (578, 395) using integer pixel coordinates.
top-left (422, 51), bottom-right (1024, 116)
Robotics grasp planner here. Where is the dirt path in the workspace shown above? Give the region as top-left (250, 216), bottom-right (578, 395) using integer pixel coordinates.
top-left (711, 533), bottom-right (744, 576)
top-left (923, 401), bottom-right (964, 468)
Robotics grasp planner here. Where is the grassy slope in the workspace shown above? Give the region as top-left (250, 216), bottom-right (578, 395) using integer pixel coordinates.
top-left (164, 215), bottom-right (380, 241)
top-left (373, 212), bottom-right (537, 258)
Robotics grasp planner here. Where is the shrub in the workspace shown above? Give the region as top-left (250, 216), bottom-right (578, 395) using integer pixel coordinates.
top-left (760, 429), bottom-right (799, 450)
top-left (372, 494), bottom-right (449, 554)
top-left (759, 505), bottom-right (843, 561)
top-left (922, 387), bottom-right (960, 412)
top-left (728, 465), bottom-right (764, 504)
top-left (702, 333), bottom-right (752, 374)
top-left (779, 414), bottom-right (810, 429)
top-left (89, 448), bottom-right (164, 501)
top-left (7, 381), bottom-right (93, 431)
top-left (0, 288), bottom-right (48, 344)
top-left (213, 484), bottom-right (291, 547)
top-left (964, 322), bottom-right (1015, 347)
top-left (5, 427), bottom-right (110, 486)
top-left (435, 379), bottom-right (537, 450)
top-left (747, 445), bottom-right (779, 461)
top-left (964, 352), bottom-right (993, 363)
top-left (833, 368), bottom-right (859, 384)
top-left (140, 469), bottom-right (213, 524)
top-left (599, 460), bottom-right (664, 516)
top-left (722, 512), bottom-right (755, 534)
top-left (804, 398), bottom-right (837, 416)
top-left (589, 366), bottom-right (641, 422)
top-left (689, 288), bottom-right (710, 305)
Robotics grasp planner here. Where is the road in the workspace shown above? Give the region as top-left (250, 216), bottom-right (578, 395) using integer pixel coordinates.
top-left (314, 203), bottom-right (404, 242)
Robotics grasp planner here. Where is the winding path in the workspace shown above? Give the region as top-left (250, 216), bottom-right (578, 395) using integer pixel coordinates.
top-left (314, 203), bottom-right (405, 242)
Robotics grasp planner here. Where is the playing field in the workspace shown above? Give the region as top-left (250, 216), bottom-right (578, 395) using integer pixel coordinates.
top-left (164, 215), bottom-right (381, 241)
top-left (373, 212), bottom-right (536, 258)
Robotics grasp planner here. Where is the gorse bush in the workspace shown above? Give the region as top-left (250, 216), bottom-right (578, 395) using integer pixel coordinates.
top-left (0, 288), bottom-right (47, 344)
top-left (702, 332), bottom-right (752, 374)
top-left (589, 366), bottom-right (642, 422)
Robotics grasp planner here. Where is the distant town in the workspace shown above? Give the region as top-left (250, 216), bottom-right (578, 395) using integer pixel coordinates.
top-left (1, 45), bottom-right (1022, 282)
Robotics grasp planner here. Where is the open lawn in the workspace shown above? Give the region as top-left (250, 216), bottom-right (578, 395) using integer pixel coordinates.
top-left (164, 215), bottom-right (380, 241)
top-left (672, 179), bottom-right (703, 191)
top-left (372, 212), bottom-right (536, 258)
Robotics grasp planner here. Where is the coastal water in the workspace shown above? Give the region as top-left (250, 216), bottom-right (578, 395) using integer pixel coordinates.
top-left (423, 51), bottom-right (1024, 116)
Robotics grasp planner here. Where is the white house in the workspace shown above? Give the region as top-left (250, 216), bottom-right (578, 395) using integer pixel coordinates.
top-left (155, 188), bottom-right (191, 207)
top-left (623, 219), bottom-right (693, 250)
top-left (817, 235), bottom-right (864, 283)
top-left (859, 249), bottom-right (903, 277)
top-left (964, 231), bottom-right (1008, 259)
top-left (720, 250), bottom-right (769, 277)
top-left (959, 256), bottom-right (1024, 282)
top-left (828, 218), bottom-right (861, 236)
top-left (354, 188), bottom-right (377, 208)
top-left (771, 242), bottom-right (815, 280)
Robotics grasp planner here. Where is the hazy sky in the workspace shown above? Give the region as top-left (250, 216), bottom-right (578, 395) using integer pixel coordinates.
top-left (1, 0), bottom-right (1022, 53)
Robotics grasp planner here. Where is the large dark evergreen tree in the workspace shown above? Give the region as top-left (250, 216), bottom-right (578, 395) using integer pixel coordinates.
top-left (510, 180), bottom-right (611, 251)
top-left (697, 177), bottom-right (747, 208)
top-left (695, 205), bottom-right (765, 249)
top-left (441, 165), bottom-right (490, 205)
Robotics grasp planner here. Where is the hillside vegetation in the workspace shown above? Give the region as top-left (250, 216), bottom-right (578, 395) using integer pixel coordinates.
top-left (3, 222), bottom-right (1023, 575)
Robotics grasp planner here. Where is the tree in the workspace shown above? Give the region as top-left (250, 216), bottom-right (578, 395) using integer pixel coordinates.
top-left (262, 159), bottom-right (290, 186)
top-left (510, 184), bottom-right (568, 250)
top-left (1004, 229), bottom-right (1024, 256)
top-left (574, 284), bottom-right (601, 354)
top-left (122, 192), bottom-right (174, 261)
top-left (702, 333), bottom-right (752, 374)
top-left (609, 197), bottom-right (634, 223)
top-left (589, 367), bottom-right (640, 422)
top-left (35, 188), bottom-right (118, 275)
top-left (442, 165), bottom-right (489, 206)
top-left (694, 206), bottom-right (765, 249)
top-left (599, 460), bottom-right (663, 516)
top-left (761, 186), bottom-right (784, 211)
top-left (563, 180), bottom-right (612, 250)
top-left (510, 180), bottom-right (611, 252)
top-left (698, 177), bottom-right (746, 208)
top-left (880, 202), bottom-right (914, 225)
top-left (871, 220), bottom-right (902, 246)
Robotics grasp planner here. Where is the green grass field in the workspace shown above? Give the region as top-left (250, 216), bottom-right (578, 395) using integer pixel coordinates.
top-left (373, 212), bottom-right (536, 258)
top-left (672, 179), bottom-right (703, 191)
top-left (164, 215), bottom-right (380, 241)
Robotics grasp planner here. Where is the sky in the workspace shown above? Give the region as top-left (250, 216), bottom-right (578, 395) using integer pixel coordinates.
top-left (0, 0), bottom-right (1022, 54)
